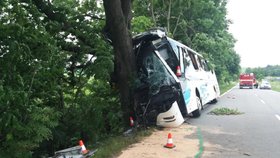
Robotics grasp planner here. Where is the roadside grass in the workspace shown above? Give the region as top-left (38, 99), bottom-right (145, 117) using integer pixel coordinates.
top-left (219, 81), bottom-right (237, 94)
top-left (92, 128), bottom-right (153, 158)
top-left (208, 107), bottom-right (244, 115)
top-left (271, 80), bottom-right (280, 92)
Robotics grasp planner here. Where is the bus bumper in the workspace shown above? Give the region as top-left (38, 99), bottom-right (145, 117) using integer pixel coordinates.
top-left (156, 101), bottom-right (184, 127)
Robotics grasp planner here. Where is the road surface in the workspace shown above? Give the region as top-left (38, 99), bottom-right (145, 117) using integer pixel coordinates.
top-left (189, 86), bottom-right (280, 158)
top-left (118, 86), bottom-right (280, 158)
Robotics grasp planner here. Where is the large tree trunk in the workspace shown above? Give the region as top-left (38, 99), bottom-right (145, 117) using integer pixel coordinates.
top-left (103, 0), bottom-right (136, 124)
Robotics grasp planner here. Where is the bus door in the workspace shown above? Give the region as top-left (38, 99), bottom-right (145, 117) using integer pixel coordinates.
top-left (187, 50), bottom-right (209, 105)
top-left (177, 47), bottom-right (191, 104)
top-left (203, 59), bottom-right (220, 99)
top-left (196, 56), bottom-right (214, 103)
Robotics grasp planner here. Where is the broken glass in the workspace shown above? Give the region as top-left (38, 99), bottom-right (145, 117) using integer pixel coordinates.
top-left (136, 48), bottom-right (176, 96)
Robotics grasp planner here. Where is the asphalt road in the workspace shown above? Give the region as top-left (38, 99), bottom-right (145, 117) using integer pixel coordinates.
top-left (188, 86), bottom-right (280, 158)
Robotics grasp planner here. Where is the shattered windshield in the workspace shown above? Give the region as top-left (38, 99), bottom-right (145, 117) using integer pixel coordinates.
top-left (136, 45), bottom-right (176, 96)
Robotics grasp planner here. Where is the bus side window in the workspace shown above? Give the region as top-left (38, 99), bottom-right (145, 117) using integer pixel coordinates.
top-left (182, 48), bottom-right (190, 68)
top-left (169, 40), bottom-right (180, 59)
top-left (188, 50), bottom-right (199, 70)
top-left (178, 46), bottom-right (184, 74)
top-left (202, 59), bottom-right (210, 71)
top-left (205, 60), bottom-right (213, 72)
top-left (197, 56), bottom-right (203, 70)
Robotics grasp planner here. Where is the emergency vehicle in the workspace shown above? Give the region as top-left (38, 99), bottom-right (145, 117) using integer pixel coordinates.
top-left (239, 73), bottom-right (258, 89)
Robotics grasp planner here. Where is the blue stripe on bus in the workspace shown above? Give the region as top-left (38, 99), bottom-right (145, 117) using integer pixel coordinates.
top-left (183, 89), bottom-right (191, 106)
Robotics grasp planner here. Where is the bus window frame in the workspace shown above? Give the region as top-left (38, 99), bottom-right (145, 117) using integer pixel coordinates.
top-left (188, 49), bottom-right (199, 70)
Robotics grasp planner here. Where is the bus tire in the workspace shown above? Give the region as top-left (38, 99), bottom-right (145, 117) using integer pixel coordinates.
top-left (192, 96), bottom-right (202, 118)
top-left (209, 98), bottom-right (218, 104)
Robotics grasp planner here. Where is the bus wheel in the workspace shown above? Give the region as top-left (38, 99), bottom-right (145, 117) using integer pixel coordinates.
top-left (192, 96), bottom-right (202, 118)
top-left (209, 98), bottom-right (218, 104)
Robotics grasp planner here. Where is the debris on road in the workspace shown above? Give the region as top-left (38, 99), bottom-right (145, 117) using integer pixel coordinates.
top-left (49, 140), bottom-right (97, 158)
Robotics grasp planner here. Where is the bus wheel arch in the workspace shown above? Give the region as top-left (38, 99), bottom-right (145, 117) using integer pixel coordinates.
top-left (192, 88), bottom-right (202, 117)
top-left (209, 86), bottom-right (218, 104)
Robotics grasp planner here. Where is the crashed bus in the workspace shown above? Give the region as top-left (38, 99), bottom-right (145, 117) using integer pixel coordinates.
top-left (133, 29), bottom-right (220, 127)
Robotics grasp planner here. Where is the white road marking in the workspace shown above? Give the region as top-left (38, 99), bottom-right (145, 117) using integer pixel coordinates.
top-left (255, 94), bottom-right (258, 97)
top-left (260, 99), bottom-right (265, 104)
top-left (275, 115), bottom-right (280, 121)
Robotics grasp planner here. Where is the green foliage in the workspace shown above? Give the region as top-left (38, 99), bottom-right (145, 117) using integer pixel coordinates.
top-left (208, 107), bottom-right (243, 115)
top-left (0, 1), bottom-right (63, 157)
top-left (245, 65), bottom-right (280, 80)
top-left (94, 129), bottom-right (152, 158)
top-left (270, 80), bottom-right (280, 92)
top-left (132, 16), bottom-right (153, 35)
top-left (38, 79), bottom-right (123, 156)
top-left (219, 81), bottom-right (237, 94)
top-left (1, 0), bottom-right (120, 157)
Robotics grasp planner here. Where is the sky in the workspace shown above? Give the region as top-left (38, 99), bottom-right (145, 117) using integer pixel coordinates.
top-left (226, 0), bottom-right (280, 68)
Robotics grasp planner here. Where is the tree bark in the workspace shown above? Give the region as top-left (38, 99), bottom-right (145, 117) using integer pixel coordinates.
top-left (150, 0), bottom-right (157, 26)
top-left (103, 0), bottom-right (136, 124)
top-left (167, 0), bottom-right (172, 33)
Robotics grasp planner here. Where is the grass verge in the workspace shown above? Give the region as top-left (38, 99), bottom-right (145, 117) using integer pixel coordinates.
top-left (92, 128), bottom-right (153, 158)
top-left (208, 107), bottom-right (244, 115)
top-left (271, 80), bottom-right (280, 92)
top-left (219, 81), bottom-right (237, 94)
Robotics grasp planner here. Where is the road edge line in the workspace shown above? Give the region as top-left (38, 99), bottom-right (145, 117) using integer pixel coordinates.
top-left (194, 127), bottom-right (204, 158)
top-left (220, 84), bottom-right (237, 97)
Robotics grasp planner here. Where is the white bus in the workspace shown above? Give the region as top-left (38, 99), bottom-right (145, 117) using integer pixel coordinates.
top-left (133, 29), bottom-right (220, 127)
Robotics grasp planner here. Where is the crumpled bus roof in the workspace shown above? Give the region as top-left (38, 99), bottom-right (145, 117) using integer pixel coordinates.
top-left (133, 28), bottom-right (167, 46)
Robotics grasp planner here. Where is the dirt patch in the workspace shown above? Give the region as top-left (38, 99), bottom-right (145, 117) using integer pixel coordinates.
top-left (117, 124), bottom-right (199, 158)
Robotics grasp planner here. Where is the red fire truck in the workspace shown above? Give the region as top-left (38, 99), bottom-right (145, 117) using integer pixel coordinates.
top-left (239, 73), bottom-right (258, 89)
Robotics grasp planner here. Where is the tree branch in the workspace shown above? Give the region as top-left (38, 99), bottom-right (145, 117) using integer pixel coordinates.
top-left (167, 0), bottom-right (172, 33)
top-left (172, 13), bottom-right (182, 36)
top-left (150, 0), bottom-right (157, 26)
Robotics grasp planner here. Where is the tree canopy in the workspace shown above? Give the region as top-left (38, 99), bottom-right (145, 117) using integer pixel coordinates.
top-left (245, 65), bottom-right (280, 80)
top-left (1, 0), bottom-right (120, 157)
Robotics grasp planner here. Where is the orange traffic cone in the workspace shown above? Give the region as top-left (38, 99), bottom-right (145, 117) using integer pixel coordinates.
top-left (164, 133), bottom-right (175, 148)
top-left (130, 116), bottom-right (134, 127)
top-left (176, 66), bottom-right (182, 77)
top-left (79, 140), bottom-right (89, 154)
